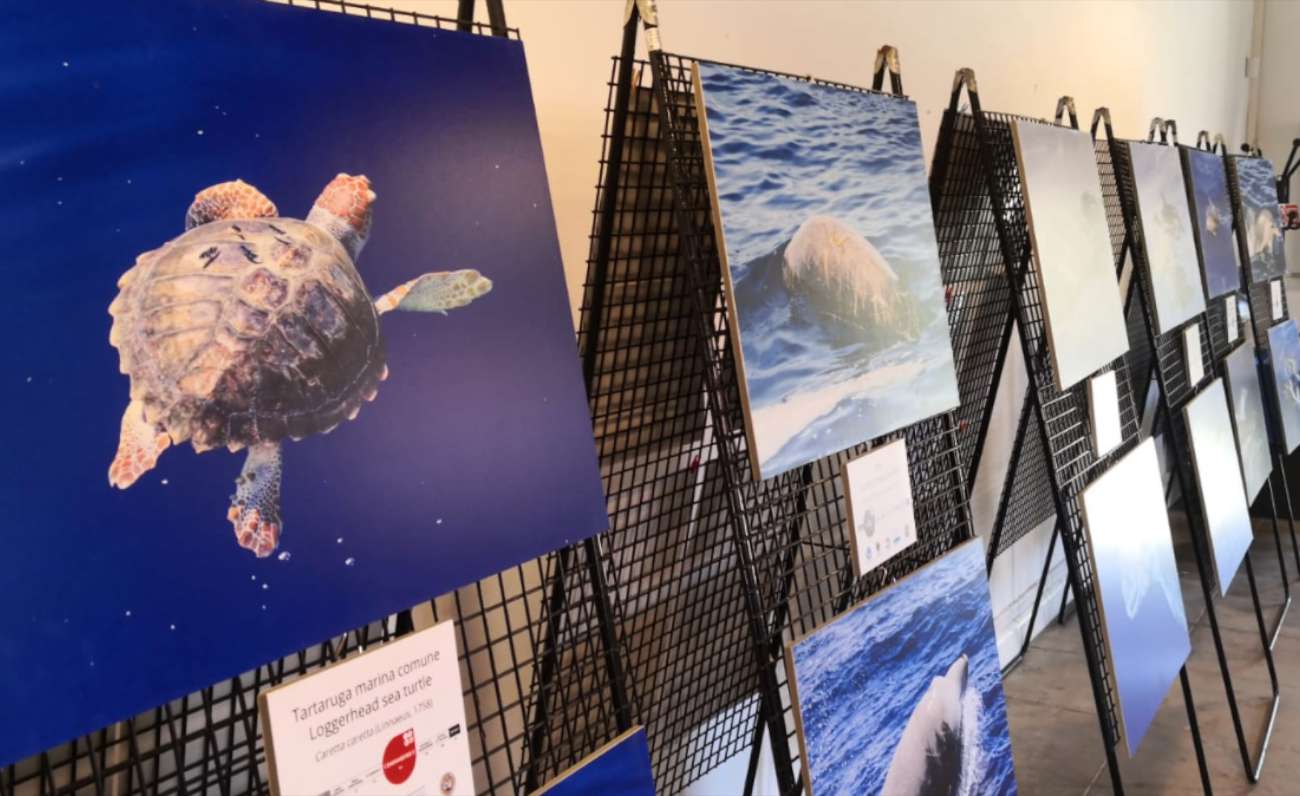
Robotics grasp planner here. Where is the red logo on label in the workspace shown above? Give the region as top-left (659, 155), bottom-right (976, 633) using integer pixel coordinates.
top-left (383, 730), bottom-right (417, 785)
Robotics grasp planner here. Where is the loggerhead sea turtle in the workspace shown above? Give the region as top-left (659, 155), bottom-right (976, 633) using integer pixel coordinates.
top-left (107, 174), bottom-right (492, 557)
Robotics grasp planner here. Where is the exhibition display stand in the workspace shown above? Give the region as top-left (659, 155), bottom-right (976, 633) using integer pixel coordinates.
top-left (933, 71), bottom-right (1212, 795)
top-left (1104, 116), bottom-right (1282, 782)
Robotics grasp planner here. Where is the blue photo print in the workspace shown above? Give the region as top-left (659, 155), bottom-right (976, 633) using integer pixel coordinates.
top-left (786, 539), bottom-right (1017, 795)
top-left (1233, 156), bottom-right (1286, 283)
top-left (0, 0), bottom-right (607, 764)
top-left (694, 62), bottom-right (959, 481)
top-left (1183, 148), bottom-right (1240, 298)
top-left (536, 727), bottom-right (655, 796)
top-left (1267, 320), bottom-right (1300, 454)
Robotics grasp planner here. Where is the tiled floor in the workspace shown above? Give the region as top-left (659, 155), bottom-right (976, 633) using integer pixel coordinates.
top-left (1004, 515), bottom-right (1300, 794)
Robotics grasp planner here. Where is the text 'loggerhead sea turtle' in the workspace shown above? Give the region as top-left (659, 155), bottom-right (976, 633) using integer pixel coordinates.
top-left (107, 175), bottom-right (492, 557)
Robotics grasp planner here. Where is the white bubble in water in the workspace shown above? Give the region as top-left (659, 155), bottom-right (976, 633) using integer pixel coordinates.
top-left (160, 478), bottom-right (169, 486)
top-left (261, 582), bottom-right (268, 590)
top-left (344, 557), bottom-right (356, 567)
top-left (61, 61), bottom-right (69, 68)
top-left (261, 604), bottom-right (267, 611)
top-left (169, 624), bottom-right (176, 631)
top-left (196, 129), bottom-right (205, 136)
top-left (277, 551), bottom-right (292, 562)
top-left (124, 610), bottom-right (132, 618)
top-left (336, 537), bottom-right (344, 544)
top-left (250, 574), bottom-right (257, 581)
top-left (435, 518), bottom-right (443, 526)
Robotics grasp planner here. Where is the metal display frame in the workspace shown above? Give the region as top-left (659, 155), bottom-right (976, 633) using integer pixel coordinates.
top-left (4, 3), bottom-right (644, 796)
top-left (932, 70), bottom-right (1212, 794)
top-left (1104, 116), bottom-right (1286, 783)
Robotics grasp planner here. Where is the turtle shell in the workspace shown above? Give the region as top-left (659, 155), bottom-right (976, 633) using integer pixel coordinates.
top-left (109, 218), bottom-right (385, 452)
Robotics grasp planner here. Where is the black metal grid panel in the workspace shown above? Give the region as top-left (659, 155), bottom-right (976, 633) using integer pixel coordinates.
top-left (1107, 141), bottom-right (1213, 413)
top-left (2, 6), bottom-right (641, 796)
top-left (2, 541), bottom-right (634, 796)
top-left (279, 0), bottom-right (518, 37)
top-left (577, 60), bottom-right (764, 794)
top-left (978, 109), bottom-right (1143, 748)
top-left (644, 52), bottom-right (974, 791)
top-left (930, 107), bottom-right (1056, 556)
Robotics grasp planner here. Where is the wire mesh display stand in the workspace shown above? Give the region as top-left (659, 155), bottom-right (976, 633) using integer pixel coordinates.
top-left (935, 70), bottom-right (1212, 794)
top-left (579, 16), bottom-right (977, 792)
top-left (1103, 114), bottom-right (1282, 783)
top-left (1225, 149), bottom-right (1300, 586)
top-left (2, 4), bottom-right (643, 796)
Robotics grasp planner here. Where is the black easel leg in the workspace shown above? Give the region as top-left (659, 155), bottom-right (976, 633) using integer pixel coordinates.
top-left (1264, 480), bottom-right (1293, 649)
top-left (1180, 666), bottom-right (1214, 795)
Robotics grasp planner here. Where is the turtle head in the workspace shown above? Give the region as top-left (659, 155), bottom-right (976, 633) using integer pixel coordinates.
top-left (306, 173), bottom-right (375, 262)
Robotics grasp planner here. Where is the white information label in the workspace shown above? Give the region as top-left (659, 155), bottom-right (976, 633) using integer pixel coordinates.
top-left (1088, 371), bottom-right (1123, 457)
top-left (1184, 325), bottom-right (1204, 386)
top-left (261, 620), bottom-right (473, 796)
top-left (1272, 279), bottom-right (1285, 321)
top-left (842, 439), bottom-right (917, 578)
top-left (1225, 295), bottom-right (1239, 343)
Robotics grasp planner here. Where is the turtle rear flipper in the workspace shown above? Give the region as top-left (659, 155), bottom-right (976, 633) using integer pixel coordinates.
top-left (108, 399), bottom-right (170, 488)
top-left (375, 270), bottom-right (493, 315)
top-left (228, 442), bottom-right (283, 558)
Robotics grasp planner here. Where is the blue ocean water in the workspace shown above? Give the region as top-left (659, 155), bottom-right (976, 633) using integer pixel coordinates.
top-left (1235, 156), bottom-right (1286, 282)
top-left (0, 0), bottom-right (607, 765)
top-left (791, 540), bottom-right (1016, 795)
top-left (698, 63), bottom-right (958, 479)
top-left (540, 728), bottom-right (655, 796)
top-left (1268, 320), bottom-right (1300, 452)
top-left (1184, 149), bottom-right (1240, 298)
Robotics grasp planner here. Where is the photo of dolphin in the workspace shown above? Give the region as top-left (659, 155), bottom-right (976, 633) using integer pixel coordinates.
top-left (1184, 148), bottom-right (1240, 298)
top-left (786, 539), bottom-right (1016, 795)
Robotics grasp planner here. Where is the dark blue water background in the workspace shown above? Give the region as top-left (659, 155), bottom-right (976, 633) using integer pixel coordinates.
top-left (697, 63), bottom-right (958, 478)
top-left (0, 0), bottom-right (607, 764)
top-left (1236, 156), bottom-right (1286, 281)
top-left (791, 540), bottom-right (1016, 795)
top-left (1184, 149), bottom-right (1240, 298)
top-left (542, 728), bottom-right (655, 796)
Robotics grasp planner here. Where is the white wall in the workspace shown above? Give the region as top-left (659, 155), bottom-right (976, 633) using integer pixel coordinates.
top-left (379, 1), bottom-right (1253, 791)
top-left (1255, 0), bottom-right (1300, 277)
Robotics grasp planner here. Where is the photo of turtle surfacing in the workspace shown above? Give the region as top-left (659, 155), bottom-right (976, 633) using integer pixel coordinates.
top-left (693, 61), bottom-right (959, 481)
top-left (107, 174), bottom-right (491, 557)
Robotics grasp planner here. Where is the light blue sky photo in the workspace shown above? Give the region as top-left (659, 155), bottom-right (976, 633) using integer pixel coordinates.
top-left (1183, 379), bottom-right (1253, 595)
top-left (1080, 439), bottom-right (1191, 757)
top-left (788, 539), bottom-right (1017, 795)
top-left (1224, 342), bottom-right (1273, 500)
top-left (1129, 143), bottom-right (1205, 333)
top-left (696, 62), bottom-right (958, 481)
top-left (1184, 148), bottom-right (1241, 299)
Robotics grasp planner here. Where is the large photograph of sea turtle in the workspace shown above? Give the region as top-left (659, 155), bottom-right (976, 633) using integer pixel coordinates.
top-left (693, 62), bottom-right (959, 481)
top-left (1233, 156), bottom-right (1286, 283)
top-left (108, 175), bottom-right (491, 557)
top-left (1, 0), bottom-right (607, 767)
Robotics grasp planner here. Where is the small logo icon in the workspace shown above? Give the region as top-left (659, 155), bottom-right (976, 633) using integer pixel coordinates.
top-left (440, 772), bottom-right (456, 794)
top-left (382, 730), bottom-right (417, 785)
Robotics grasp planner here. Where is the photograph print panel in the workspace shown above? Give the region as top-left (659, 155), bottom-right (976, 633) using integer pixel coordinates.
top-left (1183, 379), bottom-right (1253, 595)
top-left (535, 727), bottom-right (655, 796)
top-left (694, 62), bottom-right (959, 481)
top-left (1234, 156), bottom-right (1286, 284)
top-left (0, 0), bottom-right (607, 764)
top-left (1012, 121), bottom-right (1130, 392)
top-left (1182, 148), bottom-right (1241, 299)
top-left (1267, 320), bottom-right (1300, 453)
top-left (1080, 438), bottom-right (1192, 757)
top-left (786, 539), bottom-right (1017, 796)
top-left (1128, 142), bottom-right (1206, 333)
top-left (1223, 342), bottom-right (1273, 500)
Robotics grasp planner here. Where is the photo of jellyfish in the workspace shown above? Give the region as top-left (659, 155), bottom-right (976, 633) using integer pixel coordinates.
top-left (1080, 439), bottom-right (1191, 757)
top-left (1183, 148), bottom-right (1241, 298)
top-left (1128, 142), bottom-right (1206, 334)
top-left (1012, 122), bottom-right (1130, 392)
top-left (1223, 342), bottom-right (1273, 500)
top-left (1267, 320), bottom-right (1300, 453)
top-left (786, 539), bottom-right (1017, 795)
top-left (1183, 379), bottom-right (1254, 595)
top-left (1234, 156), bottom-right (1286, 283)
top-left (694, 62), bottom-right (959, 481)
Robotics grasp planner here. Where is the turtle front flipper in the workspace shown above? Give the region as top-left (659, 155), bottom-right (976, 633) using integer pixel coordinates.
top-left (185, 179), bottom-right (278, 230)
top-left (109, 399), bottom-right (171, 489)
top-left (228, 442), bottom-right (283, 558)
top-left (374, 270), bottom-right (493, 315)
